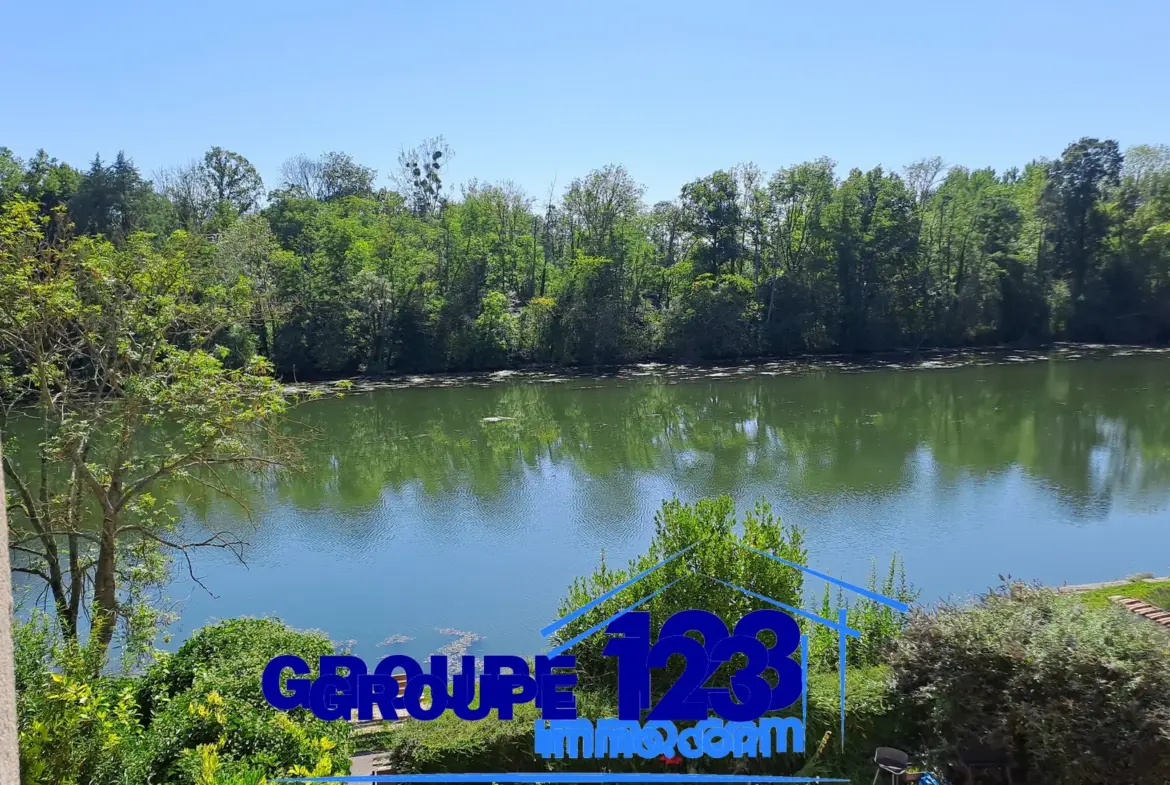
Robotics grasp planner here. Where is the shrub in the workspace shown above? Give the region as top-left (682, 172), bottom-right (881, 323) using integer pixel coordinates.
top-left (14, 614), bottom-right (352, 785)
top-left (376, 692), bottom-right (547, 774)
top-left (136, 616), bottom-right (335, 711)
top-left (126, 617), bottom-right (353, 785)
top-left (807, 556), bottom-right (918, 671)
top-left (887, 582), bottom-right (1170, 785)
top-left (798, 665), bottom-right (898, 781)
top-left (552, 495), bottom-right (808, 699)
top-left (375, 665), bottom-right (896, 780)
top-left (662, 273), bottom-right (760, 361)
top-left (15, 614), bottom-right (144, 785)
top-left (371, 493), bottom-right (912, 780)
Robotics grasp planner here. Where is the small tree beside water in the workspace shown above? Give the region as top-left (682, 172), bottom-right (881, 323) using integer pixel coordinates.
top-left (0, 197), bottom-right (309, 663)
top-left (553, 495), bottom-right (808, 697)
top-left (553, 494), bottom-right (916, 701)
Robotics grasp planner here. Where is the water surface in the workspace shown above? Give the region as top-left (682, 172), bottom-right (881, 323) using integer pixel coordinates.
top-left (161, 353), bottom-right (1170, 661)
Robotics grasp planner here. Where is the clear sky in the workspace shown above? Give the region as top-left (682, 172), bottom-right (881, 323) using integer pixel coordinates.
top-left (3, 0), bottom-right (1166, 205)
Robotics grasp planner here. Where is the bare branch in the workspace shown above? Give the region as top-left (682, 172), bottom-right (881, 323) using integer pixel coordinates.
top-left (8, 544), bottom-right (49, 561)
top-left (2, 454), bottom-right (45, 531)
top-left (12, 566), bottom-right (51, 582)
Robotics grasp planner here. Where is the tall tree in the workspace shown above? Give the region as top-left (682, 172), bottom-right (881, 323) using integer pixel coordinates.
top-left (0, 148), bottom-right (20, 204)
top-left (1, 197), bottom-right (296, 658)
top-left (1041, 138), bottom-right (1122, 317)
top-left (199, 146), bottom-right (265, 224)
top-left (69, 154), bottom-right (114, 238)
top-left (19, 151), bottom-right (82, 240)
top-left (763, 158), bottom-right (836, 347)
top-left (280, 152), bottom-right (377, 201)
top-left (394, 137), bottom-right (451, 217)
top-left (680, 170), bottom-right (743, 276)
top-left (156, 159), bottom-right (212, 231)
top-left (319, 151), bottom-right (376, 200)
top-left (562, 164), bottom-right (645, 261)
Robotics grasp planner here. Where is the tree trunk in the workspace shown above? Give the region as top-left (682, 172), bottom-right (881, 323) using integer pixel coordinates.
top-left (254, 302), bottom-right (269, 358)
top-left (0, 441), bottom-right (21, 784)
top-left (66, 533), bottom-right (82, 640)
top-left (92, 513), bottom-right (118, 654)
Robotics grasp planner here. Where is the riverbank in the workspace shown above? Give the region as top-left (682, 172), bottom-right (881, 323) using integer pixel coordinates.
top-left (1057, 574), bottom-right (1170, 609)
top-left (1056, 573), bottom-right (1170, 594)
top-left (282, 341), bottom-right (1170, 394)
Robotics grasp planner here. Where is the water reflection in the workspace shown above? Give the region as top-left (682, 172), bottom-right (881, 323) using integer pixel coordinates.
top-left (154, 356), bottom-right (1170, 659)
top-left (181, 356), bottom-right (1170, 523)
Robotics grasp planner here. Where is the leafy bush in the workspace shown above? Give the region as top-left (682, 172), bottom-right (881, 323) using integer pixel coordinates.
top-left (377, 690), bottom-right (548, 774)
top-left (371, 496), bottom-right (914, 780)
top-left (126, 617), bottom-right (352, 785)
top-left (552, 495), bottom-right (808, 698)
top-left (798, 665), bottom-right (898, 781)
top-left (375, 662), bottom-right (896, 780)
top-left (136, 616), bottom-right (335, 710)
top-left (14, 614), bottom-right (352, 785)
top-left (663, 273), bottom-right (761, 361)
top-left (15, 614), bottom-right (144, 785)
top-left (888, 582), bottom-right (1170, 785)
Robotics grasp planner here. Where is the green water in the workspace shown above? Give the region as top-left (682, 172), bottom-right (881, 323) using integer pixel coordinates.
top-left (22, 352), bottom-right (1170, 661)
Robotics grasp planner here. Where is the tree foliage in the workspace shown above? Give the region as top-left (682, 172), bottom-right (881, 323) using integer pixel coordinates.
top-left (0, 197), bottom-right (300, 659)
top-left (4, 136), bottom-right (1169, 380)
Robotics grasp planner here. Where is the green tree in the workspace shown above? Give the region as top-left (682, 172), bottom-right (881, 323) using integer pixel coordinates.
top-left (279, 152), bottom-right (376, 202)
top-left (762, 158), bottom-right (836, 350)
top-left (0, 148), bottom-right (22, 204)
top-left (1040, 138), bottom-right (1122, 334)
top-left (0, 198), bottom-right (298, 659)
top-left (19, 151), bottom-right (82, 239)
top-left (680, 170), bottom-right (743, 277)
top-left (554, 495), bottom-right (808, 698)
top-left (664, 273), bottom-right (759, 360)
top-left (199, 147), bottom-right (265, 227)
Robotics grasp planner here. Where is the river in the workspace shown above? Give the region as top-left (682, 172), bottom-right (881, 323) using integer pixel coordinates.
top-left (47, 349), bottom-right (1170, 662)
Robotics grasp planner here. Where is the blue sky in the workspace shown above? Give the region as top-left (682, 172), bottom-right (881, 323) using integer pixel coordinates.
top-left (3, 0), bottom-right (1166, 204)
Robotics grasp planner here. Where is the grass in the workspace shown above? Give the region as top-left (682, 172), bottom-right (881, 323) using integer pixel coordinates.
top-left (1073, 578), bottom-right (1170, 609)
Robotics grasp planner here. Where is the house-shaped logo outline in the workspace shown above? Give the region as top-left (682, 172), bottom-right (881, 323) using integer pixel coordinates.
top-left (538, 540), bottom-right (910, 751)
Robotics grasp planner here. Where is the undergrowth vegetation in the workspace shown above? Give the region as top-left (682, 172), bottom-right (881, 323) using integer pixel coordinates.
top-left (14, 497), bottom-right (1170, 784)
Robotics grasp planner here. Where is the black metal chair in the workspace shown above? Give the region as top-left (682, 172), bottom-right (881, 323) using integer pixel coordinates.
top-left (873, 747), bottom-right (910, 785)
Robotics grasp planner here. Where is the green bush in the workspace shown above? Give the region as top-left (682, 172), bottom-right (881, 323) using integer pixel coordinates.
top-left (553, 495), bottom-right (808, 699)
top-left (662, 273), bottom-right (760, 361)
top-left (15, 614), bottom-right (144, 785)
top-left (888, 582), bottom-right (1170, 785)
top-left (374, 665), bottom-right (895, 780)
top-left (136, 616), bottom-right (335, 711)
top-left (376, 692), bottom-right (547, 774)
top-left (374, 494), bottom-right (905, 780)
top-left (799, 666), bottom-right (899, 782)
top-left (807, 557), bottom-right (918, 672)
top-left (14, 614), bottom-right (352, 785)
top-left (126, 617), bottom-right (353, 785)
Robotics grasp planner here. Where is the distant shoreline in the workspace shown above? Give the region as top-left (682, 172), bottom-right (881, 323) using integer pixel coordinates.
top-left (282, 341), bottom-right (1170, 394)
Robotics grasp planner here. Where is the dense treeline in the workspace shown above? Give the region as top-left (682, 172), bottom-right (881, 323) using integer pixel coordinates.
top-left (3, 138), bottom-right (1169, 379)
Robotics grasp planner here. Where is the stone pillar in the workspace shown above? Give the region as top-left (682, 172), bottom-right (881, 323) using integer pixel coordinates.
top-left (0, 442), bottom-right (19, 784)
